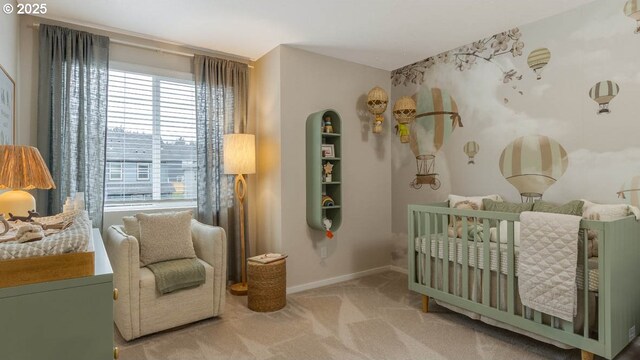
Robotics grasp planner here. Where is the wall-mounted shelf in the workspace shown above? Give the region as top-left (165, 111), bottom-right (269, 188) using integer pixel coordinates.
top-left (306, 109), bottom-right (342, 232)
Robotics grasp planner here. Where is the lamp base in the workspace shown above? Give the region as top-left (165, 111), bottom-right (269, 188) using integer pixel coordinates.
top-left (229, 282), bottom-right (248, 296)
top-left (0, 190), bottom-right (36, 217)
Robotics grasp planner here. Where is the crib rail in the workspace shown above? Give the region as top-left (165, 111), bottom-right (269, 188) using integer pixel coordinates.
top-left (408, 202), bottom-right (610, 356)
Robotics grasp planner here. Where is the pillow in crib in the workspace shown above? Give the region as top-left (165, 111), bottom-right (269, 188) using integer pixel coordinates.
top-left (489, 221), bottom-right (521, 247)
top-left (483, 199), bottom-right (533, 213)
top-left (448, 194), bottom-right (502, 210)
top-left (532, 200), bottom-right (584, 216)
top-left (581, 200), bottom-right (640, 220)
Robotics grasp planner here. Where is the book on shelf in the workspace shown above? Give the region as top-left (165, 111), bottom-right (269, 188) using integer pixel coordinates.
top-left (248, 253), bottom-right (288, 264)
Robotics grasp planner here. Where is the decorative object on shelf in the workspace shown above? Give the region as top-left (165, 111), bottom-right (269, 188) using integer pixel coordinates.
top-left (322, 217), bottom-right (333, 239)
top-left (322, 195), bottom-right (335, 207)
top-left (323, 115), bottom-right (334, 133)
top-left (409, 87), bottom-right (462, 190)
top-left (323, 162), bottom-right (334, 182)
top-left (0, 146), bottom-right (56, 217)
top-left (393, 96), bottom-right (416, 143)
top-left (589, 80), bottom-right (620, 115)
top-left (367, 86), bottom-right (388, 134)
top-left (0, 214), bottom-right (8, 235)
top-left (0, 64), bottom-right (15, 145)
top-left (624, 0), bottom-right (640, 34)
top-left (223, 133), bottom-right (256, 296)
top-left (499, 135), bottom-right (568, 203)
top-left (527, 48), bottom-right (551, 80)
top-left (464, 141), bottom-right (480, 164)
top-left (321, 144), bottom-right (335, 158)
top-left (306, 109), bottom-right (342, 233)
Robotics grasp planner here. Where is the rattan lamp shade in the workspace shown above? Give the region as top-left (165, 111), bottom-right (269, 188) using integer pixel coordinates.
top-left (0, 146), bottom-right (55, 190)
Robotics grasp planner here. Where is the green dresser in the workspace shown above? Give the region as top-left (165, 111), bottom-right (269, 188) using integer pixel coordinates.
top-left (0, 229), bottom-right (115, 360)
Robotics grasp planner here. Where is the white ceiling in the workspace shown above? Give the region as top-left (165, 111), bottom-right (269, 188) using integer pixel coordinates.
top-left (32, 0), bottom-right (595, 70)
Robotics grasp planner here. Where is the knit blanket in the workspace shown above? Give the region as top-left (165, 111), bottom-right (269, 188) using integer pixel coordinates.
top-left (147, 258), bottom-right (206, 295)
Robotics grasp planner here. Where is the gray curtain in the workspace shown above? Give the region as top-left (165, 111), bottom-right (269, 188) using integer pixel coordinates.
top-left (194, 55), bottom-right (248, 283)
top-left (37, 24), bottom-right (109, 229)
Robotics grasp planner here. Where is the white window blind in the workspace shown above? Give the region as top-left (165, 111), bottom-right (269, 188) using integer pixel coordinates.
top-left (105, 69), bottom-right (197, 205)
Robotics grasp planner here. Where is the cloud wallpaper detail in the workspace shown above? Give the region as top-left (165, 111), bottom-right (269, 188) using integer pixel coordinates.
top-left (390, 0), bottom-right (640, 221)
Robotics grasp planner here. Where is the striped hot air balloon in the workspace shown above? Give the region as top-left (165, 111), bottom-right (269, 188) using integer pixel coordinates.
top-left (527, 48), bottom-right (551, 80)
top-left (499, 135), bottom-right (568, 202)
top-left (463, 141), bottom-right (480, 164)
top-left (617, 176), bottom-right (640, 207)
top-left (589, 81), bottom-right (620, 115)
top-left (410, 87), bottom-right (461, 157)
top-left (625, 0), bottom-right (640, 33)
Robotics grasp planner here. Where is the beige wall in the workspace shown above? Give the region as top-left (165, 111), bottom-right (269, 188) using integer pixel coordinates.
top-left (254, 47), bottom-right (282, 255)
top-left (255, 45), bottom-right (393, 288)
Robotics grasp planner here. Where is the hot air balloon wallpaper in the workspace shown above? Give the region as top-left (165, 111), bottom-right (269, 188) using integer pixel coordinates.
top-left (624, 0), bottom-right (640, 34)
top-left (393, 96), bottom-right (416, 143)
top-left (499, 135), bottom-right (569, 202)
top-left (527, 48), bottom-right (551, 80)
top-left (409, 87), bottom-right (462, 189)
top-left (589, 81), bottom-right (620, 114)
top-left (464, 141), bottom-right (480, 164)
top-left (617, 176), bottom-right (640, 207)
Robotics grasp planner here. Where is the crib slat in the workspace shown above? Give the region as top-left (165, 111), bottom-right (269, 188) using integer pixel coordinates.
top-left (597, 229), bottom-right (604, 342)
top-left (442, 214), bottom-right (449, 294)
top-left (462, 218), bottom-right (469, 300)
top-left (473, 217), bottom-right (479, 303)
top-left (534, 310), bottom-right (542, 324)
top-left (583, 229), bottom-right (589, 338)
top-left (482, 218), bottom-right (491, 306)
top-left (435, 214), bottom-right (440, 290)
top-left (496, 223), bottom-right (501, 311)
top-left (424, 213), bottom-right (431, 287)
top-left (507, 220), bottom-right (515, 315)
top-left (410, 210), bottom-right (417, 284)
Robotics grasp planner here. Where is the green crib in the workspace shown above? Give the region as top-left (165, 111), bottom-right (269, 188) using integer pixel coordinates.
top-left (408, 202), bottom-right (640, 360)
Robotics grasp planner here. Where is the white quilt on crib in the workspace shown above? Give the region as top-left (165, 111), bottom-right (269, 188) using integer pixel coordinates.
top-left (518, 211), bottom-right (582, 322)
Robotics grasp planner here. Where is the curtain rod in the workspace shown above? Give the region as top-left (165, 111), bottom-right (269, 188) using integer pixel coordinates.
top-left (29, 23), bottom-right (254, 68)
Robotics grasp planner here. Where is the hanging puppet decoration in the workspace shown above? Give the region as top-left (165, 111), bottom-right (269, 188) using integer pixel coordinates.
top-left (499, 135), bottom-right (568, 203)
top-left (589, 81), bottom-right (620, 115)
top-left (463, 141), bottom-right (480, 164)
top-left (527, 48), bottom-right (551, 80)
top-left (624, 0), bottom-right (640, 34)
top-left (367, 86), bottom-right (388, 134)
top-left (392, 96), bottom-right (416, 143)
top-left (409, 87), bottom-right (462, 190)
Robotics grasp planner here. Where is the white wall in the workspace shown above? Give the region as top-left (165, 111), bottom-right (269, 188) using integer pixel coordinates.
top-left (255, 45), bottom-right (393, 288)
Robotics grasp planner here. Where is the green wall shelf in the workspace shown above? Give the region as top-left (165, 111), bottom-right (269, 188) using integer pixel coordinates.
top-left (306, 109), bottom-right (342, 232)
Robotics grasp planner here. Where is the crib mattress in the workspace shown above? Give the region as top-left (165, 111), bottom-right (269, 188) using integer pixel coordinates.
top-left (414, 235), bottom-right (599, 292)
top-left (0, 211), bottom-right (92, 260)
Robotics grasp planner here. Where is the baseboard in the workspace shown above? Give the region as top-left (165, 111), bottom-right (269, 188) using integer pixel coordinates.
top-left (389, 265), bottom-right (408, 274)
top-left (287, 265), bottom-right (393, 294)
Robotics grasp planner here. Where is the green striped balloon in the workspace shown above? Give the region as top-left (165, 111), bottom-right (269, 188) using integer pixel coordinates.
top-left (527, 48), bottom-right (551, 80)
top-left (625, 0), bottom-right (640, 33)
top-left (499, 135), bottom-right (568, 200)
top-left (410, 87), bottom-right (459, 156)
top-left (589, 80), bottom-right (620, 114)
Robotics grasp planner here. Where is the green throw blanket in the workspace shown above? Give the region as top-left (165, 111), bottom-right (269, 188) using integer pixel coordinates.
top-left (146, 258), bottom-right (205, 295)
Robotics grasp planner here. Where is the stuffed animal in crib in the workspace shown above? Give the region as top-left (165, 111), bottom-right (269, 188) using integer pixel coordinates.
top-left (448, 200), bottom-right (479, 238)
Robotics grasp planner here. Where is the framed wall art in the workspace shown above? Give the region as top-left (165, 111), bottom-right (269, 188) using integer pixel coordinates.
top-left (0, 64), bottom-right (15, 145)
top-left (321, 144), bottom-right (335, 158)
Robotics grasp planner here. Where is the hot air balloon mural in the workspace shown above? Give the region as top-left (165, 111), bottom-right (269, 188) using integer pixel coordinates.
top-left (625, 0), bottom-right (640, 34)
top-left (409, 87), bottom-right (463, 190)
top-left (527, 48), bottom-right (551, 80)
top-left (499, 135), bottom-right (568, 202)
top-left (617, 176), bottom-right (640, 207)
top-left (393, 96), bottom-right (416, 143)
top-left (464, 141), bottom-right (480, 164)
top-left (589, 81), bottom-right (620, 115)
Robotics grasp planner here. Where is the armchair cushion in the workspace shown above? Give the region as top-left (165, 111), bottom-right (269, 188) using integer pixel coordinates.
top-left (122, 216), bottom-right (141, 240)
top-left (136, 211), bottom-right (196, 266)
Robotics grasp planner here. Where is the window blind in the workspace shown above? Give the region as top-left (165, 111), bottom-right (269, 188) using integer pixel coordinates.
top-left (105, 69), bottom-right (197, 205)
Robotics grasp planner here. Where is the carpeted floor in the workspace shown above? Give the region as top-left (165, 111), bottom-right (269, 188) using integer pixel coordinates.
top-left (116, 271), bottom-right (640, 359)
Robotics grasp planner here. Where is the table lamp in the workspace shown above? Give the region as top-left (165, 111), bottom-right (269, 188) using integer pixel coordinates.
top-left (0, 145), bottom-right (56, 217)
top-left (223, 134), bottom-right (256, 296)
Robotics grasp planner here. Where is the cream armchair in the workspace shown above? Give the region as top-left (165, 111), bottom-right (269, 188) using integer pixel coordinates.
top-left (104, 219), bottom-right (227, 341)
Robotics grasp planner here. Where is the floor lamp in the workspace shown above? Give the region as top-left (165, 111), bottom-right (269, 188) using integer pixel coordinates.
top-left (223, 134), bottom-right (256, 296)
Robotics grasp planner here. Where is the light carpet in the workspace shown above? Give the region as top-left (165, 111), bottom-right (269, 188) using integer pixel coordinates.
top-left (116, 271), bottom-right (640, 359)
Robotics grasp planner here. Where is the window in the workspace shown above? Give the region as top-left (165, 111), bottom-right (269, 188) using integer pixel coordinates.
top-left (108, 163), bottom-right (123, 181)
top-left (137, 163), bottom-right (150, 181)
top-left (105, 68), bottom-right (197, 205)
